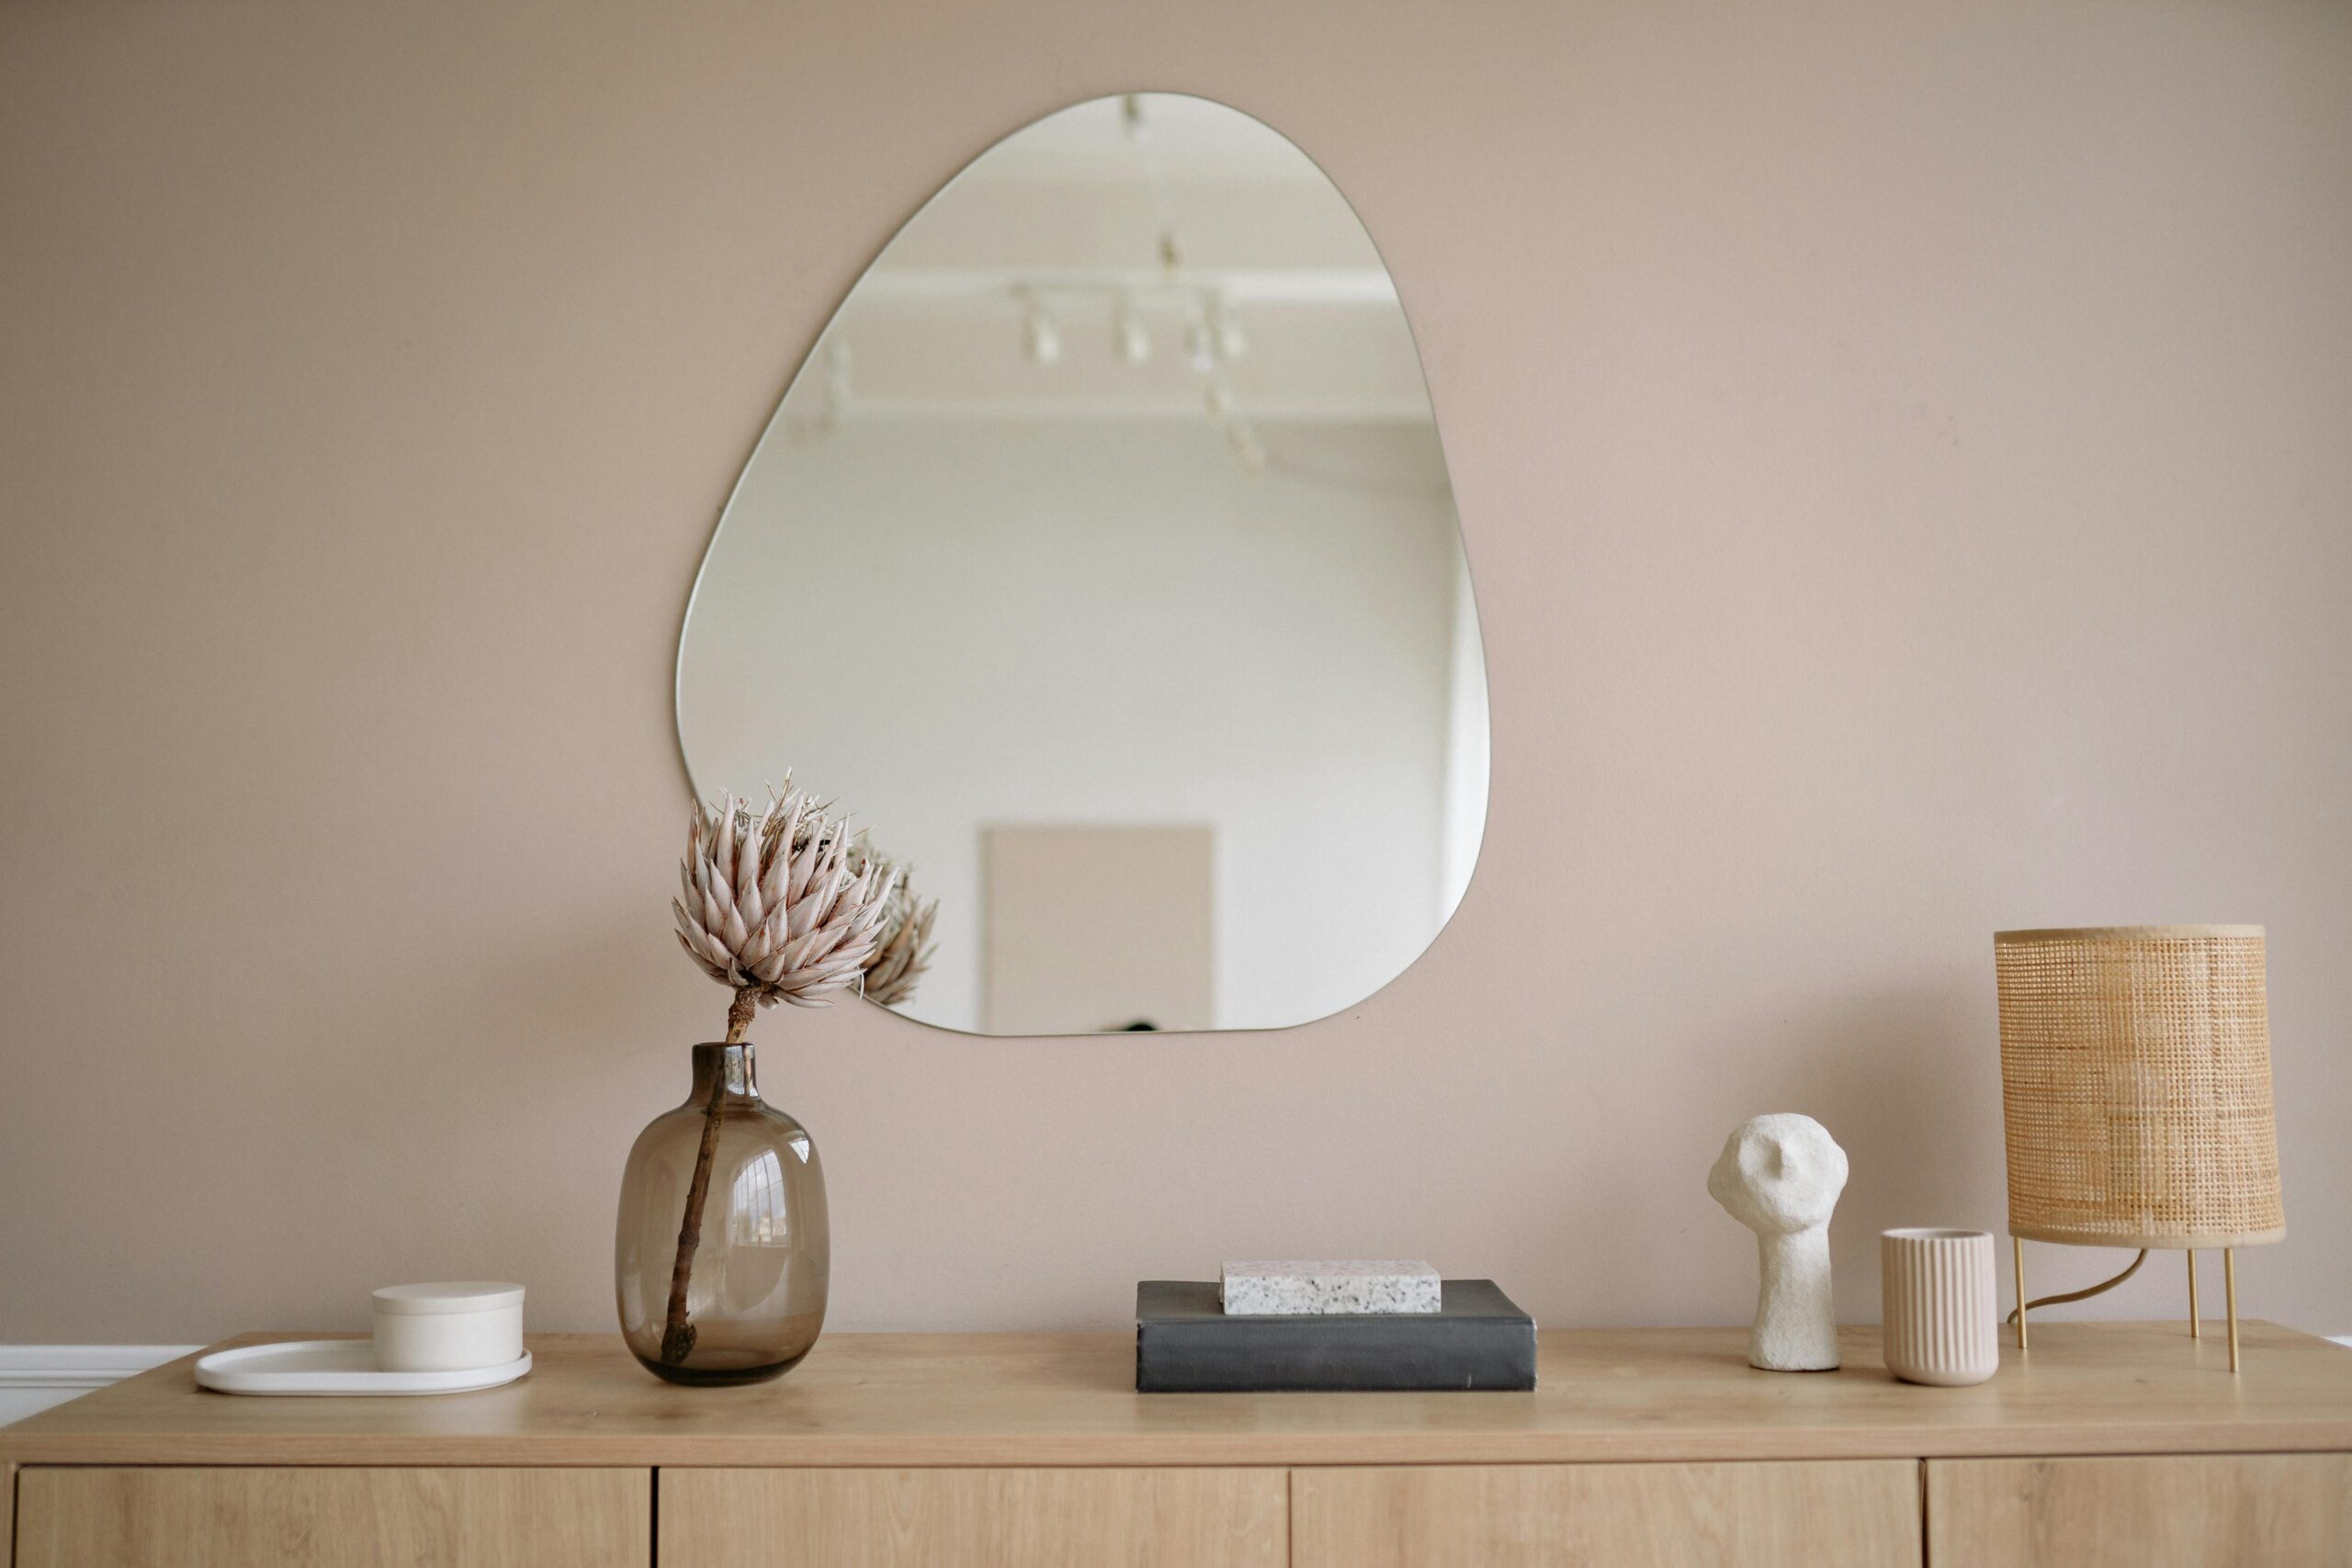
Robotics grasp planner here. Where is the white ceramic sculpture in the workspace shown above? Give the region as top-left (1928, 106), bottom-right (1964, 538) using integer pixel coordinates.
top-left (1707, 1112), bottom-right (1849, 1371)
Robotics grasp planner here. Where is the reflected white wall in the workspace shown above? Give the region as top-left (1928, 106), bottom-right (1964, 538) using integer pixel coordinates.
top-left (681, 416), bottom-right (1468, 1032)
top-left (1440, 545), bottom-right (1489, 925)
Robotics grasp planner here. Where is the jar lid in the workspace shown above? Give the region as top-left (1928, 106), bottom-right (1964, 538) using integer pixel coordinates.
top-left (371, 1281), bottom-right (526, 1315)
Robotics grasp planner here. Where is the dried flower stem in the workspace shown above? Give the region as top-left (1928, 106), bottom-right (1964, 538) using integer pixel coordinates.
top-left (659, 985), bottom-right (758, 1365)
top-left (724, 988), bottom-right (758, 1044)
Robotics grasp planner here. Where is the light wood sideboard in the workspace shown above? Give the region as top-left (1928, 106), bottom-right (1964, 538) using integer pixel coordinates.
top-left (7, 1320), bottom-right (2351, 1566)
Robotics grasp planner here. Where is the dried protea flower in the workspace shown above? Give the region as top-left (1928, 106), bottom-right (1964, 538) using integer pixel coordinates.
top-left (672, 786), bottom-right (899, 1040)
top-left (855, 850), bottom-right (936, 1008)
top-left (658, 781), bottom-right (899, 1369)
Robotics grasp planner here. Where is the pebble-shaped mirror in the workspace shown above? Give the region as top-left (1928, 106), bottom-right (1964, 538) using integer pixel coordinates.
top-left (678, 94), bottom-right (1486, 1035)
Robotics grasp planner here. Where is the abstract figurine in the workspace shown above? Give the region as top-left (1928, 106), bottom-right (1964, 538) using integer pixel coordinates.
top-left (1708, 1112), bottom-right (1849, 1371)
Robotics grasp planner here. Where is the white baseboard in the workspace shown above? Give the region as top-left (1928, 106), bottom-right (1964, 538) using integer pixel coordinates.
top-left (5, 1337), bottom-right (2349, 1427)
top-left (0, 1346), bottom-right (198, 1427)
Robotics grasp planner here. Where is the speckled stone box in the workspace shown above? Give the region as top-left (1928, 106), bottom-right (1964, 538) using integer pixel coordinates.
top-left (1220, 1259), bottom-right (1442, 1315)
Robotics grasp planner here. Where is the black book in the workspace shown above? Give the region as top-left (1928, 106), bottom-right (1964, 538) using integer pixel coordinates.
top-left (1135, 1279), bottom-right (1537, 1393)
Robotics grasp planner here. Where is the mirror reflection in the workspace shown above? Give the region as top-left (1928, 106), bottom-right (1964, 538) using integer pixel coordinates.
top-left (678, 94), bottom-right (1487, 1034)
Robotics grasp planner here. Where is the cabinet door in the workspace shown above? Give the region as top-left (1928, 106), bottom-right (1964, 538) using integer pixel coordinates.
top-left (1292, 1461), bottom-right (1922, 1568)
top-left (13, 1466), bottom-right (650, 1568)
top-left (1928, 1454), bottom-right (2352, 1567)
top-left (659, 1467), bottom-right (1285, 1568)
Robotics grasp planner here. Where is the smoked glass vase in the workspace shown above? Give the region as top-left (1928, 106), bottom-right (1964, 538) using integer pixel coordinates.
top-left (615, 1043), bottom-right (829, 1384)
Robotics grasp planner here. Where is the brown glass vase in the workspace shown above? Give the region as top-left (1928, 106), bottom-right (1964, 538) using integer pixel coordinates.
top-left (615, 1043), bottom-right (829, 1384)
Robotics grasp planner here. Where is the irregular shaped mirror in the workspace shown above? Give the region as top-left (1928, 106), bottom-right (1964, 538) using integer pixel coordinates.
top-left (678, 93), bottom-right (1486, 1034)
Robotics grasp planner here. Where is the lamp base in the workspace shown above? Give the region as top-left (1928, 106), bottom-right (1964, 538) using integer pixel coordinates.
top-left (2010, 1237), bottom-right (2245, 1373)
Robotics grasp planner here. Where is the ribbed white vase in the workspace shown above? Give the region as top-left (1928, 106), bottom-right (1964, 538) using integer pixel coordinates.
top-left (1881, 1228), bottom-right (1999, 1387)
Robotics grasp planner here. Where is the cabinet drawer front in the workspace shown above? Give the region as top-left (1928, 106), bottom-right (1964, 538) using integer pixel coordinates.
top-left (14, 1466), bottom-right (650, 1568)
top-left (659, 1467), bottom-right (1285, 1568)
top-left (1292, 1461), bottom-right (1922, 1568)
top-left (1928, 1454), bottom-right (2352, 1567)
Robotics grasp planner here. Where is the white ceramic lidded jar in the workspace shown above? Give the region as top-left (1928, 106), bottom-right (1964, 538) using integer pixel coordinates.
top-left (1880, 1229), bottom-right (1999, 1387)
top-left (372, 1282), bottom-right (526, 1371)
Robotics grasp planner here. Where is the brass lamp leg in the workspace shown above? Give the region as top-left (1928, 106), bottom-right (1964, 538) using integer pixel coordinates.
top-left (2013, 1236), bottom-right (2029, 1350)
top-left (2188, 1251), bottom-right (2199, 1338)
top-left (2224, 1248), bottom-right (2240, 1374)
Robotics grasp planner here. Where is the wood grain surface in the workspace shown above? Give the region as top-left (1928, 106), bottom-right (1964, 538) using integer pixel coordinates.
top-left (1928, 1453), bottom-right (2352, 1567)
top-left (659, 1466), bottom-right (1286, 1568)
top-left (5, 1322), bottom-right (2349, 1470)
top-left (12, 1466), bottom-right (649, 1568)
top-left (1292, 1461), bottom-right (1922, 1568)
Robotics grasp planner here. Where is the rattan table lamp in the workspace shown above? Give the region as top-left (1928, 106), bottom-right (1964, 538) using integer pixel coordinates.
top-left (1995, 925), bottom-right (2284, 1372)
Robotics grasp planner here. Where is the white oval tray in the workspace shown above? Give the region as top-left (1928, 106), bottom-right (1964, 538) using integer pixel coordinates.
top-left (195, 1339), bottom-right (531, 1396)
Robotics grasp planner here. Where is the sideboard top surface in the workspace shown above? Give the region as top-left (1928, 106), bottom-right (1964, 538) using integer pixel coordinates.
top-left (6, 1322), bottom-right (2350, 1469)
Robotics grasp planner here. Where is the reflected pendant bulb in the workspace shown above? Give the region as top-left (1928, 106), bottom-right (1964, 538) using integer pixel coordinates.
top-left (1204, 379), bottom-right (1235, 427)
top-left (1114, 302), bottom-right (1151, 365)
top-left (1185, 318), bottom-right (1216, 374)
top-left (1023, 304), bottom-right (1062, 366)
top-left (1207, 296), bottom-right (1247, 360)
top-left (1229, 422), bottom-right (1267, 475)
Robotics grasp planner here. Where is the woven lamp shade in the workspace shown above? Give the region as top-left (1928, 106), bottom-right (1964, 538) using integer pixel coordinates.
top-left (1996, 926), bottom-right (2284, 1251)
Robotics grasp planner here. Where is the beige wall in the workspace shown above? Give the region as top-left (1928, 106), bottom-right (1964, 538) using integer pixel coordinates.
top-left (2, 0), bottom-right (2347, 1343)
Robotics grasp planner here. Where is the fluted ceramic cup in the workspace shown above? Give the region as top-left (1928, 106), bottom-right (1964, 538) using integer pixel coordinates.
top-left (1881, 1228), bottom-right (1999, 1386)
